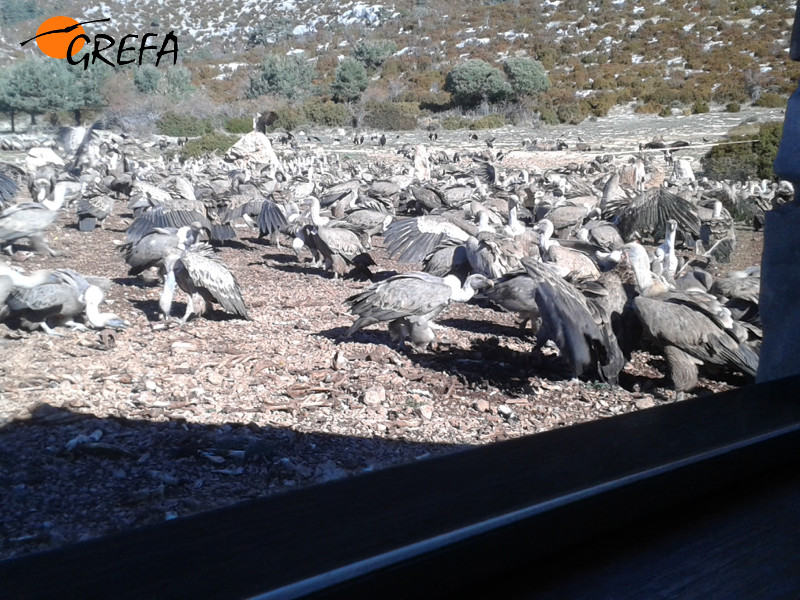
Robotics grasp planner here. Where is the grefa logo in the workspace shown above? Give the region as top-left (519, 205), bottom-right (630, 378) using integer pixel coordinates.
top-left (20, 16), bottom-right (179, 70)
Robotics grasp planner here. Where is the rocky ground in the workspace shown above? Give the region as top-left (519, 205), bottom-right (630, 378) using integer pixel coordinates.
top-left (0, 111), bottom-right (768, 560)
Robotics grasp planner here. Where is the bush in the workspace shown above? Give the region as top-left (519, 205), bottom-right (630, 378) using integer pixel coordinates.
top-left (701, 122), bottom-right (782, 181)
top-left (157, 113), bottom-right (214, 136)
top-left (444, 59), bottom-right (512, 108)
top-left (134, 65), bottom-right (161, 94)
top-left (331, 58), bottom-right (369, 103)
top-left (502, 58), bottom-right (550, 98)
top-left (268, 106), bottom-right (307, 132)
top-left (755, 121), bottom-right (783, 179)
top-left (469, 114), bottom-right (506, 129)
top-left (726, 102), bottom-right (741, 113)
top-left (581, 92), bottom-right (617, 118)
top-left (353, 40), bottom-right (397, 71)
top-left (363, 101), bottom-right (419, 130)
top-left (224, 117), bottom-right (253, 133)
top-left (755, 92), bottom-right (786, 108)
top-left (163, 66), bottom-right (194, 98)
top-left (692, 100), bottom-right (710, 114)
top-left (247, 54), bottom-right (314, 102)
top-left (635, 101), bottom-right (663, 115)
top-left (441, 115), bottom-right (471, 130)
top-left (556, 100), bottom-right (588, 124)
top-left (302, 99), bottom-right (351, 127)
top-left (176, 132), bottom-right (238, 160)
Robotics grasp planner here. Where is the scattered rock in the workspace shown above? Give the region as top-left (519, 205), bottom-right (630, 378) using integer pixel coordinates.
top-left (474, 399), bottom-right (491, 413)
top-left (362, 385), bottom-right (386, 406)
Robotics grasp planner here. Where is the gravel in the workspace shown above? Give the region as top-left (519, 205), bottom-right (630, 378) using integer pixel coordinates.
top-left (0, 124), bottom-right (764, 560)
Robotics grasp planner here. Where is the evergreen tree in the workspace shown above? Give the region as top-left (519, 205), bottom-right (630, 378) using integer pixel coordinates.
top-left (134, 65), bottom-right (162, 95)
top-left (0, 59), bottom-right (81, 126)
top-left (247, 54), bottom-right (314, 101)
top-left (331, 58), bottom-right (368, 103)
top-left (503, 58), bottom-right (550, 98)
top-left (444, 60), bottom-right (512, 107)
top-left (353, 40), bottom-right (396, 72)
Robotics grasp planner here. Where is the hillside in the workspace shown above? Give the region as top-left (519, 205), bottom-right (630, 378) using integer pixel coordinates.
top-left (2, 0), bottom-right (798, 121)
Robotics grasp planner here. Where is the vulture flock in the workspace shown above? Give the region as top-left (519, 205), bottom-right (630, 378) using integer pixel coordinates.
top-left (0, 123), bottom-right (787, 396)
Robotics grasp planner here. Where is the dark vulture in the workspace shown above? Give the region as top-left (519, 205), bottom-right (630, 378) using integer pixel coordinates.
top-left (343, 272), bottom-right (493, 350)
top-left (623, 243), bottom-right (758, 393)
top-left (521, 258), bottom-right (625, 385)
top-left (604, 187), bottom-right (701, 243)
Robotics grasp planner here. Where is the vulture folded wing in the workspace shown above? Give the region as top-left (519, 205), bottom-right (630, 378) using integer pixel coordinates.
top-left (180, 249), bottom-right (250, 319)
top-left (633, 296), bottom-right (757, 377)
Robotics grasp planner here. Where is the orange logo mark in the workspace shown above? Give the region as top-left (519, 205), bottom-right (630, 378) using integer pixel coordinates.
top-left (34, 16), bottom-right (86, 58)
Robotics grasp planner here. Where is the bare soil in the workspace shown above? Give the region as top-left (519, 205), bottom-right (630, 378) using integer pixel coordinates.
top-left (0, 129), bottom-right (765, 560)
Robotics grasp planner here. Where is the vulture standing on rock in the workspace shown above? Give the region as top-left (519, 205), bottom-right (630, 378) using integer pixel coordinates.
top-left (160, 244), bottom-right (250, 322)
top-left (343, 272), bottom-right (494, 350)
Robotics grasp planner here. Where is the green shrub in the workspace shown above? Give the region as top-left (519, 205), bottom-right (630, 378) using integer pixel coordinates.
top-left (134, 65), bottom-right (161, 94)
top-left (406, 91), bottom-right (452, 112)
top-left (363, 101), bottom-right (419, 130)
top-left (331, 58), bottom-right (369, 103)
top-left (468, 114), bottom-right (506, 129)
top-left (176, 132), bottom-right (238, 160)
top-left (726, 102), bottom-right (741, 113)
top-left (755, 121), bottom-right (783, 179)
top-left (441, 115), bottom-right (471, 130)
top-left (692, 100), bottom-right (710, 114)
top-left (635, 102), bottom-right (663, 115)
top-left (157, 113), bottom-right (214, 136)
top-left (556, 100), bottom-right (588, 124)
top-left (268, 106), bottom-right (307, 132)
top-left (701, 122), bottom-right (782, 181)
top-left (247, 54), bottom-right (314, 101)
top-left (353, 40), bottom-right (397, 71)
top-left (755, 93), bottom-right (786, 108)
top-left (224, 117), bottom-right (253, 133)
top-left (445, 59), bottom-right (512, 107)
top-left (502, 58), bottom-right (550, 98)
top-left (302, 99), bottom-right (351, 127)
top-left (582, 92), bottom-right (617, 118)
top-left (537, 107), bottom-right (559, 125)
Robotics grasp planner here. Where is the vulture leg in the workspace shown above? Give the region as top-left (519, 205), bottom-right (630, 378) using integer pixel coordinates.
top-left (64, 320), bottom-right (89, 332)
top-left (39, 321), bottom-right (64, 337)
top-left (181, 295), bottom-right (196, 323)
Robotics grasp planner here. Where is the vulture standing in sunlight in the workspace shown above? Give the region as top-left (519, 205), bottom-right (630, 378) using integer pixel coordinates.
top-left (160, 243), bottom-right (250, 322)
top-left (343, 272), bottom-right (493, 350)
top-left (119, 223), bottom-right (203, 277)
top-left (522, 258), bottom-right (625, 385)
top-left (0, 184), bottom-right (69, 256)
top-left (623, 242), bottom-right (758, 393)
